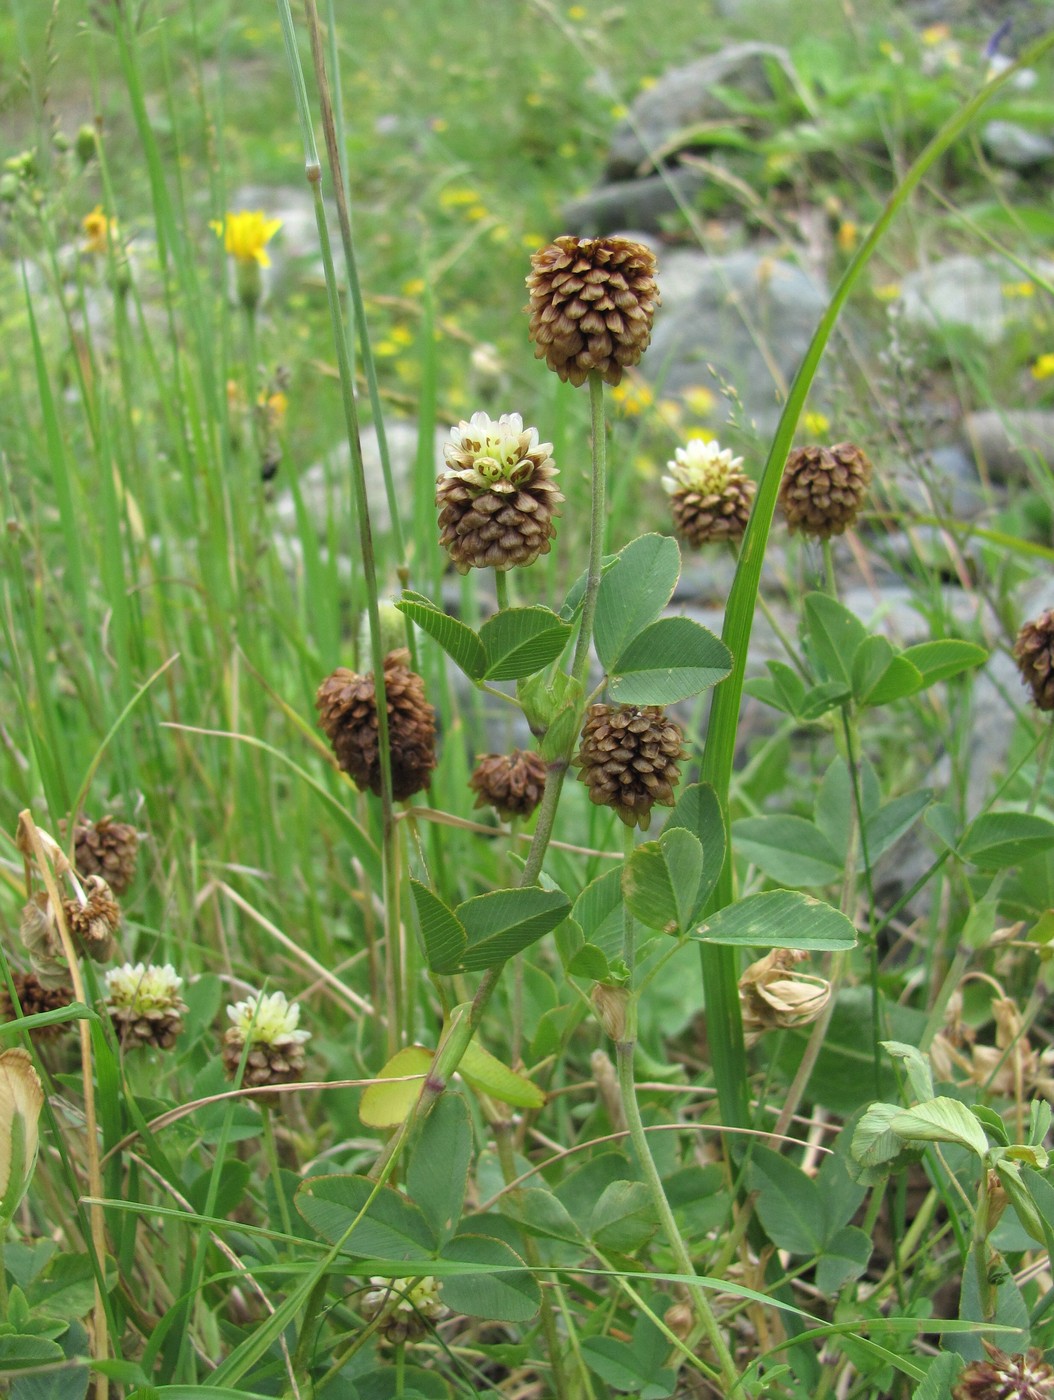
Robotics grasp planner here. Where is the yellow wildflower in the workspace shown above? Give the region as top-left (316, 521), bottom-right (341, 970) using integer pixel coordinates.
top-left (920, 23), bottom-right (950, 45)
top-left (1031, 353), bottom-right (1054, 381)
top-left (1002, 281), bottom-right (1035, 298)
top-left (803, 410), bottom-right (830, 436)
top-left (568, 4), bottom-right (586, 17)
top-left (610, 377), bottom-right (654, 416)
top-left (439, 187), bottom-right (479, 209)
top-left (682, 385), bottom-right (716, 418)
top-left (82, 205), bottom-right (117, 254)
top-left (837, 221), bottom-right (858, 253)
top-left (210, 210), bottom-right (282, 268)
top-left (259, 390), bottom-right (288, 428)
top-left (874, 281), bottom-right (901, 302)
top-left (402, 277), bottom-right (426, 297)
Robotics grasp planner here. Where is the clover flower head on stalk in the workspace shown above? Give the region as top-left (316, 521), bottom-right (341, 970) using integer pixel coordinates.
top-left (662, 436), bottom-right (756, 547)
top-left (436, 411), bottom-right (562, 573)
top-left (316, 650), bottom-right (437, 800)
top-left (779, 441), bottom-right (873, 538)
top-left (574, 703), bottom-right (686, 830)
top-left (222, 989), bottom-right (311, 1095)
top-left (105, 962), bottom-right (188, 1050)
top-left (952, 1340), bottom-right (1054, 1399)
top-left (61, 814), bottom-right (139, 895)
top-left (1013, 608), bottom-right (1054, 713)
top-left (469, 748), bottom-right (548, 822)
top-left (0, 973), bottom-right (75, 1044)
top-left (361, 1275), bottom-right (448, 1347)
top-left (525, 235), bottom-right (659, 387)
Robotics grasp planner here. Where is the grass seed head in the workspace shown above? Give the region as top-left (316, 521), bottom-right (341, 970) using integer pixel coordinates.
top-left (526, 235), bottom-right (659, 387)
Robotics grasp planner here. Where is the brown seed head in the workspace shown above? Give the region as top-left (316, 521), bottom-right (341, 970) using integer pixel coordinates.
top-left (526, 236), bottom-right (659, 387)
top-left (574, 703), bottom-right (686, 829)
top-left (0, 972), bottom-right (75, 1043)
top-left (61, 814), bottom-right (139, 895)
top-left (1013, 608), bottom-right (1054, 713)
top-left (952, 1341), bottom-right (1054, 1399)
top-left (316, 650), bottom-right (437, 800)
top-left (436, 412), bottom-right (562, 573)
top-left (738, 949), bottom-right (831, 1047)
top-left (63, 875), bottom-right (120, 963)
top-left (468, 748), bottom-right (548, 822)
top-left (105, 963), bottom-right (188, 1051)
top-left (662, 438), bottom-right (756, 547)
top-left (779, 441), bottom-right (872, 538)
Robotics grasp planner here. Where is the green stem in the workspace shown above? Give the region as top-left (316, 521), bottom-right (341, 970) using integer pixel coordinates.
top-left (277, 0), bottom-right (402, 1055)
top-left (571, 372), bottom-right (607, 687)
top-left (821, 536), bottom-right (838, 599)
top-left (260, 1104), bottom-right (293, 1241)
top-left (495, 568), bottom-right (510, 612)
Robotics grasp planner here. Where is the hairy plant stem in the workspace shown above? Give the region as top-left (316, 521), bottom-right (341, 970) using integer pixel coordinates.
top-left (279, 0), bottom-right (402, 1052)
top-left (614, 827), bottom-right (739, 1392)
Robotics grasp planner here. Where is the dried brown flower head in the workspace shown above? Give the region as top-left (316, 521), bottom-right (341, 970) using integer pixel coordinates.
top-left (19, 895), bottom-right (71, 989)
top-left (526, 236), bottom-right (659, 387)
top-left (574, 703), bottom-right (685, 829)
top-left (779, 441), bottom-right (872, 538)
top-left (436, 412), bottom-right (562, 573)
top-left (468, 748), bottom-right (548, 822)
top-left (738, 948), bottom-right (831, 1046)
top-left (63, 876), bottom-right (120, 963)
top-left (1013, 608), bottom-right (1054, 712)
top-left (953, 1341), bottom-right (1054, 1399)
top-left (0, 973), bottom-right (75, 1043)
top-left (316, 650), bottom-right (437, 801)
top-left (62, 814), bottom-right (139, 895)
top-left (662, 438), bottom-right (756, 547)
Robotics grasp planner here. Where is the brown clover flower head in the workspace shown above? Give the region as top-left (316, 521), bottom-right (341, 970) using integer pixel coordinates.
top-left (662, 437), bottom-right (756, 547)
top-left (222, 989), bottom-right (311, 1096)
top-left (1013, 608), bottom-right (1054, 713)
top-left (468, 748), bottom-right (548, 822)
top-left (105, 962), bottom-right (188, 1051)
top-left (738, 949), bottom-right (831, 1046)
top-left (526, 236), bottom-right (659, 387)
top-left (61, 814), bottom-right (139, 895)
top-left (0, 973), bottom-right (75, 1043)
top-left (63, 875), bottom-right (120, 963)
top-left (436, 412), bottom-right (562, 573)
top-left (316, 650), bottom-right (437, 801)
top-left (952, 1341), bottom-right (1054, 1399)
top-left (779, 441), bottom-right (872, 538)
top-left (574, 703), bottom-right (685, 829)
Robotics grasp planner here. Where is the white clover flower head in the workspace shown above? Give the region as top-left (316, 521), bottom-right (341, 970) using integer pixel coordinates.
top-left (105, 962), bottom-right (184, 1014)
top-left (662, 437), bottom-right (744, 497)
top-left (226, 990), bottom-right (310, 1047)
top-left (442, 411), bottom-right (553, 492)
top-left (363, 1275), bottom-right (446, 1320)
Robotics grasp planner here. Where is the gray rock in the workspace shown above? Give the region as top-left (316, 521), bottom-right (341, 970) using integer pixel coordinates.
top-left (561, 167), bottom-right (709, 236)
top-left (644, 247), bottom-right (829, 437)
top-left (887, 443), bottom-right (992, 521)
top-left (982, 119), bottom-right (1054, 170)
top-left (606, 43), bottom-right (792, 179)
top-left (962, 409), bottom-right (1054, 480)
top-left (273, 419), bottom-right (446, 541)
top-left (898, 254), bottom-right (1054, 346)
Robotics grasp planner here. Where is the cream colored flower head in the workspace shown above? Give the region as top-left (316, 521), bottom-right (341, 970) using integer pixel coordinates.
top-left (662, 438), bottom-right (744, 497)
top-left (441, 412), bottom-right (554, 492)
top-left (105, 962), bottom-right (184, 1015)
top-left (226, 990), bottom-right (310, 1046)
top-left (363, 1275), bottom-right (446, 1320)
top-left (210, 211), bottom-right (283, 267)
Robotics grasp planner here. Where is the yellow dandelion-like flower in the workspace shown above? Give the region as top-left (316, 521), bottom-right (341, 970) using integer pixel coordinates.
top-left (682, 385), bottom-right (716, 418)
top-left (390, 325), bottom-right (414, 347)
top-left (82, 205), bottom-right (118, 255)
top-left (1031, 353), bottom-right (1054, 381)
top-left (639, 75), bottom-right (657, 91)
top-left (803, 410), bottom-right (830, 436)
top-left (439, 187), bottom-right (479, 209)
top-left (921, 22), bottom-right (950, 44)
top-left (609, 103), bottom-right (628, 120)
top-left (610, 377), bottom-right (654, 416)
top-left (874, 281), bottom-right (901, 302)
top-left (402, 277), bottom-right (426, 297)
top-left (210, 211), bottom-right (282, 267)
top-left (1002, 280), bottom-right (1035, 299)
top-left (568, 4), bottom-right (586, 17)
top-left (836, 221), bottom-right (858, 253)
